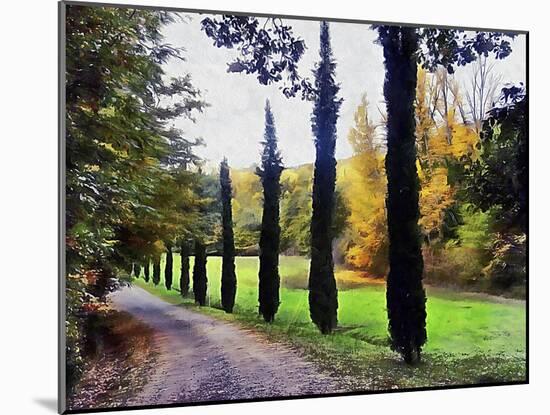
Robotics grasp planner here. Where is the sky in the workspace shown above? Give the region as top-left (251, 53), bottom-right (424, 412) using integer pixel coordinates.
top-left (162, 14), bottom-right (527, 169)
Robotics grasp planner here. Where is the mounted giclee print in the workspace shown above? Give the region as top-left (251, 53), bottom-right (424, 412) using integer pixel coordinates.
top-left (59, 0), bottom-right (528, 413)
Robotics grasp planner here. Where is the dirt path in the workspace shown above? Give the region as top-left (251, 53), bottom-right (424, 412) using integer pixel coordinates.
top-left (109, 285), bottom-right (342, 407)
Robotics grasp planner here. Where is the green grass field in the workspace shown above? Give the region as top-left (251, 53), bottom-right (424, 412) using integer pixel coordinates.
top-left (133, 255), bottom-right (526, 390)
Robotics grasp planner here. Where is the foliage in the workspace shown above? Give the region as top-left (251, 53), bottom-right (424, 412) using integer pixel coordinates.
top-left (483, 233), bottom-right (527, 294)
top-left (66, 5), bottom-right (205, 276)
top-left (414, 67), bottom-right (480, 242)
top-left (193, 240), bottom-right (208, 306)
top-left (339, 95), bottom-right (388, 276)
top-left (165, 244), bottom-right (173, 290)
top-left (309, 22), bottom-right (342, 334)
top-left (201, 15), bottom-right (314, 99)
top-left (220, 159), bottom-right (237, 313)
top-left (179, 242), bottom-right (190, 297)
top-left (465, 85), bottom-right (527, 232)
top-left (257, 100), bottom-right (284, 322)
top-left (231, 162), bottom-right (348, 259)
top-left (376, 23), bottom-right (517, 363)
top-left (152, 255), bottom-right (161, 286)
top-left (192, 173), bottom-right (223, 249)
top-left (379, 25), bottom-right (426, 364)
top-left (132, 263), bottom-right (141, 278)
top-left (231, 169), bottom-right (263, 252)
top-left (143, 260), bottom-right (150, 283)
top-left (66, 274), bottom-right (87, 391)
top-left (417, 29), bottom-right (516, 73)
top-left (423, 205), bottom-right (493, 287)
top-left (65, 4), bottom-right (205, 385)
top-left (280, 166), bottom-right (313, 255)
top-left (455, 204), bottom-right (494, 250)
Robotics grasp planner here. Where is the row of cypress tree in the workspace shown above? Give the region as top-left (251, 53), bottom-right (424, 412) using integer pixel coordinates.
top-left (133, 160), bottom-right (236, 311)
top-left (137, 241), bottom-right (207, 299)
top-left (135, 101), bottom-right (282, 320)
top-left (134, 22), bottom-right (345, 333)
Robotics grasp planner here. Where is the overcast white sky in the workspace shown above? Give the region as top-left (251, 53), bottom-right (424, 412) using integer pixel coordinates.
top-left (162, 15), bottom-right (527, 169)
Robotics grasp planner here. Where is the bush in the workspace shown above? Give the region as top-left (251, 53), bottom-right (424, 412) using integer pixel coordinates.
top-left (483, 233), bottom-right (526, 296)
top-left (424, 244), bottom-right (486, 287)
top-left (66, 274), bottom-right (86, 392)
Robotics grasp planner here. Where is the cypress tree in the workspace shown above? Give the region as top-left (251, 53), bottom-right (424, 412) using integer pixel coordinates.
top-left (165, 243), bottom-right (173, 290)
top-left (308, 22), bottom-right (342, 334)
top-left (143, 259), bottom-right (150, 283)
top-left (378, 26), bottom-right (426, 364)
top-left (256, 100), bottom-right (283, 322)
top-left (193, 240), bottom-right (208, 306)
top-left (219, 158), bottom-right (237, 313)
top-left (152, 255), bottom-right (161, 286)
top-left (180, 241), bottom-right (190, 297)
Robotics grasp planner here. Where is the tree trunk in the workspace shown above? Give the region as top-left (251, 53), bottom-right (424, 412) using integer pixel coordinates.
top-left (258, 180), bottom-right (282, 322)
top-left (165, 243), bottom-right (173, 290)
top-left (379, 25), bottom-right (426, 364)
top-left (132, 263), bottom-right (141, 278)
top-left (143, 259), bottom-right (150, 283)
top-left (152, 255), bottom-right (161, 286)
top-left (193, 240), bottom-right (208, 306)
top-left (180, 242), bottom-right (190, 297)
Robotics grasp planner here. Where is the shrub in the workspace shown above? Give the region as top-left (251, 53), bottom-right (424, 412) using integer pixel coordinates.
top-left (483, 233), bottom-right (526, 296)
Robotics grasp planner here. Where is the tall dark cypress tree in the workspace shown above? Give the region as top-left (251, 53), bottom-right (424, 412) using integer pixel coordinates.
top-left (256, 100), bottom-right (283, 323)
top-left (219, 158), bottom-right (237, 313)
top-left (308, 22), bottom-right (342, 334)
top-left (152, 255), bottom-right (161, 286)
top-left (193, 240), bottom-right (208, 306)
top-left (180, 241), bottom-right (190, 297)
top-left (378, 26), bottom-right (426, 364)
top-left (143, 259), bottom-right (150, 282)
top-left (165, 243), bottom-right (173, 290)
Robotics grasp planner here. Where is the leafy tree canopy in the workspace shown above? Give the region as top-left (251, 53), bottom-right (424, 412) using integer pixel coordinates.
top-left (201, 15), bottom-right (314, 98)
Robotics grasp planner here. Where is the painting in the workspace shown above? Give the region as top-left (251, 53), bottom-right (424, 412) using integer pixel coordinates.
top-left (59, 1), bottom-right (528, 413)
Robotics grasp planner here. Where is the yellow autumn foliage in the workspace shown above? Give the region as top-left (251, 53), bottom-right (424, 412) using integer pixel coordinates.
top-left (227, 77), bottom-right (480, 277)
top-left (415, 67), bottom-right (480, 240)
top-left (339, 94), bottom-right (388, 275)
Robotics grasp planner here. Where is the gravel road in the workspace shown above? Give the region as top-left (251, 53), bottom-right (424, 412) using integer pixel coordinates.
top-left (109, 285), bottom-right (342, 406)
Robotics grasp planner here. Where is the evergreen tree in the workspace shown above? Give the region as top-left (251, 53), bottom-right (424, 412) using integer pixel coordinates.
top-left (143, 259), bottom-right (150, 283)
top-left (220, 159), bottom-right (237, 313)
top-left (193, 240), bottom-right (208, 306)
top-left (378, 26), bottom-right (426, 364)
top-left (165, 243), bottom-right (173, 290)
top-left (180, 241), bottom-right (190, 297)
top-left (466, 85), bottom-right (527, 232)
top-left (308, 22), bottom-right (342, 334)
top-left (152, 255), bottom-right (161, 286)
top-left (256, 100), bottom-right (283, 322)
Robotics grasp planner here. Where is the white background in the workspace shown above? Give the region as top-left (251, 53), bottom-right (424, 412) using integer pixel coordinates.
top-left (0, 0), bottom-right (545, 414)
